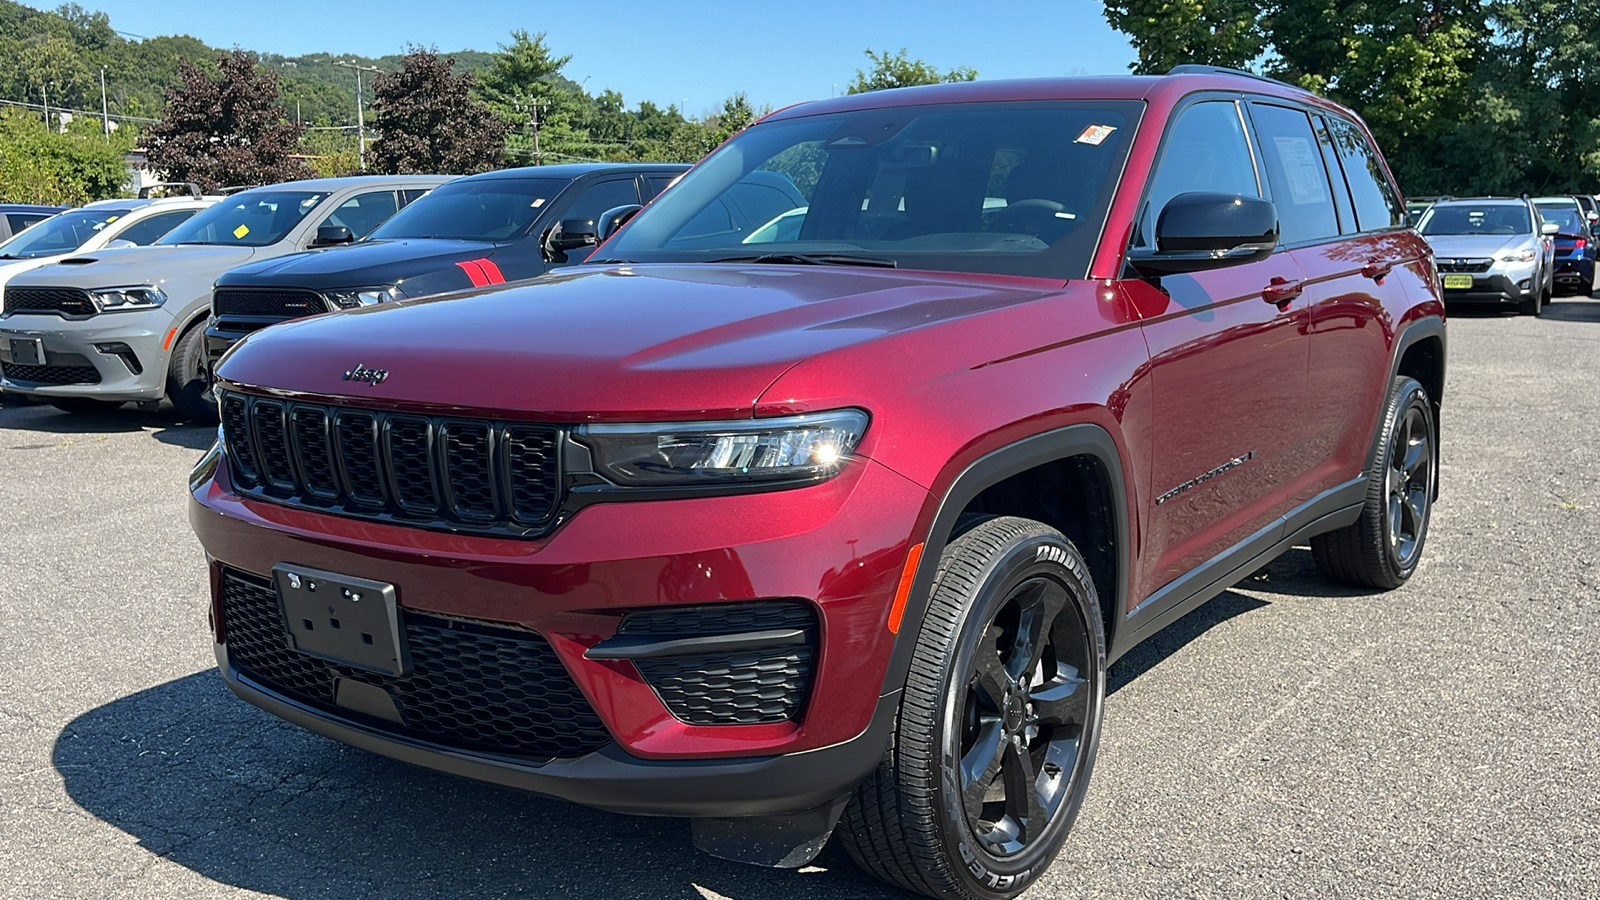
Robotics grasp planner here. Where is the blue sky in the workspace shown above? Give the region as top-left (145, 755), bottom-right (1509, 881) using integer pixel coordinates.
top-left (88, 0), bottom-right (1137, 115)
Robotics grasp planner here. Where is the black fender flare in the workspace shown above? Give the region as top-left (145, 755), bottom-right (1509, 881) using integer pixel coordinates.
top-left (1363, 314), bottom-right (1446, 480)
top-left (874, 423), bottom-right (1131, 700)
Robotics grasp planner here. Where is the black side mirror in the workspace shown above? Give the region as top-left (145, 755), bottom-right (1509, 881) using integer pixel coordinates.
top-left (1128, 192), bottom-right (1278, 277)
top-left (543, 218), bottom-right (599, 262)
top-left (312, 225), bottom-right (354, 248)
top-left (598, 204), bottom-right (643, 242)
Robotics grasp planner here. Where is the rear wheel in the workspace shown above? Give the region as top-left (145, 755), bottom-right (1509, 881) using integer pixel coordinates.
top-left (839, 516), bottom-right (1105, 900)
top-left (47, 397), bottom-right (123, 415)
top-left (1311, 376), bottom-right (1436, 589)
top-left (166, 325), bottom-right (216, 423)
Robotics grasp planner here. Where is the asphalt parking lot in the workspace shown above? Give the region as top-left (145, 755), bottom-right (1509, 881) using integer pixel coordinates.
top-left (3, 297), bottom-right (1599, 900)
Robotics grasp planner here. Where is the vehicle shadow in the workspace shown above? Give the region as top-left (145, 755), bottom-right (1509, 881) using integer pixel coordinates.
top-left (1539, 297), bottom-right (1600, 322)
top-left (1107, 588), bottom-right (1269, 695)
top-left (52, 671), bottom-right (896, 900)
top-left (0, 399), bottom-right (214, 451)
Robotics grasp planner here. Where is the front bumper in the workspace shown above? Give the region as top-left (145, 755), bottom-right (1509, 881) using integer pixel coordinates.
top-left (1439, 271), bottom-right (1537, 305)
top-left (190, 449), bottom-right (930, 815)
top-left (0, 309), bottom-right (177, 400)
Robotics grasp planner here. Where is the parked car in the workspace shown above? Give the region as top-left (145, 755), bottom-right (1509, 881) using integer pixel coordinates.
top-left (0, 204), bottom-right (66, 242)
top-left (0, 191), bottom-right (213, 294)
top-left (1418, 197), bottom-right (1555, 314)
top-left (1405, 195), bottom-right (1441, 225)
top-left (1540, 205), bottom-right (1598, 296)
top-left (0, 175), bottom-right (447, 419)
top-left (1573, 193), bottom-right (1599, 227)
top-left (204, 163), bottom-right (693, 371)
top-left (192, 67), bottom-right (1444, 899)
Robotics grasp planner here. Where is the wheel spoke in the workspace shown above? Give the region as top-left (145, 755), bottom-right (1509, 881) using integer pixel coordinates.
top-left (960, 718), bottom-right (1006, 822)
top-left (1406, 486), bottom-right (1428, 533)
top-left (1007, 580), bottom-right (1066, 680)
top-left (1388, 494), bottom-right (1404, 546)
top-left (1031, 665), bottom-right (1088, 727)
top-left (1001, 737), bottom-right (1048, 842)
top-left (972, 629), bottom-right (1011, 712)
top-left (1402, 433), bottom-right (1430, 480)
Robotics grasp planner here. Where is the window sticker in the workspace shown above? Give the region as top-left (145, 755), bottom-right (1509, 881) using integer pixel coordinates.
top-left (232, 224), bottom-right (250, 239)
top-left (1075, 124), bottom-right (1117, 146)
top-left (1272, 136), bottom-right (1327, 206)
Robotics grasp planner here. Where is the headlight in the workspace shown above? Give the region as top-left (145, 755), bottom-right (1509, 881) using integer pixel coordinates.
top-left (90, 285), bottom-right (166, 311)
top-left (1498, 249), bottom-right (1537, 263)
top-left (576, 409), bottom-right (869, 487)
top-left (326, 286), bottom-right (400, 309)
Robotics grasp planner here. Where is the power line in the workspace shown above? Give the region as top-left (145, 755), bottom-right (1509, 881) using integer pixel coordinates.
top-left (0, 97), bottom-right (158, 123)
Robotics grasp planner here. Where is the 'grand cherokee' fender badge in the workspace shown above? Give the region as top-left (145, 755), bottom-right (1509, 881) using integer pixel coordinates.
top-left (342, 363), bottom-right (389, 386)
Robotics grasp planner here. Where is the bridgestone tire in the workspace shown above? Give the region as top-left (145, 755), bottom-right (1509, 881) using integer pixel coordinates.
top-left (838, 516), bottom-right (1106, 900)
top-left (166, 325), bottom-right (216, 423)
top-left (1311, 376), bottom-right (1436, 589)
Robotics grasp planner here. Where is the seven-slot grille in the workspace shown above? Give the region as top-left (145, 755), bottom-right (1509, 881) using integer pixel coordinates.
top-left (220, 391), bottom-right (562, 536)
top-left (218, 567), bottom-right (612, 760)
top-left (3, 287), bottom-right (97, 317)
top-left (212, 288), bottom-right (329, 320)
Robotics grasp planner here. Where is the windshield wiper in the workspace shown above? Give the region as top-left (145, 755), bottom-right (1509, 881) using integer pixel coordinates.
top-left (587, 257), bottom-right (632, 265)
top-left (711, 252), bottom-right (898, 269)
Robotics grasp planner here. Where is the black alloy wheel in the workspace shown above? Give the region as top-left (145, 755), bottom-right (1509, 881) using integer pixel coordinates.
top-left (1311, 376), bottom-right (1437, 589)
top-left (839, 516), bottom-right (1105, 900)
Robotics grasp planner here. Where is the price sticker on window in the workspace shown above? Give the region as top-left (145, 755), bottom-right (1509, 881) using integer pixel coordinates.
top-left (233, 224), bottom-right (250, 239)
top-left (1075, 125), bottom-right (1117, 146)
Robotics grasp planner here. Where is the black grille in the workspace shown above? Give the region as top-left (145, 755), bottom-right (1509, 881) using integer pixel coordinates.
top-left (621, 601), bottom-right (818, 726)
top-left (213, 288), bottom-right (328, 320)
top-left (3, 287), bottom-right (97, 317)
top-left (219, 568), bottom-right (612, 760)
top-left (1, 361), bottom-right (101, 385)
top-left (221, 391), bottom-right (562, 537)
top-left (1436, 258), bottom-right (1493, 273)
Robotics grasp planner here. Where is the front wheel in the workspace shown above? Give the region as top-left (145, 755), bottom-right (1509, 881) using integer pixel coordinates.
top-left (838, 517), bottom-right (1106, 900)
top-left (1311, 376), bottom-right (1436, 589)
top-left (166, 325), bottom-right (216, 423)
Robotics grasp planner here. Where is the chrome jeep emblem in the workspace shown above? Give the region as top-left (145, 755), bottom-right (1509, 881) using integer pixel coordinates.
top-left (342, 363), bottom-right (389, 386)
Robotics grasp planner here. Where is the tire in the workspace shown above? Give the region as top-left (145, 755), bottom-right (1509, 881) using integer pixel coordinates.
top-left (838, 516), bottom-right (1106, 900)
top-left (1311, 376), bottom-right (1436, 589)
top-left (1519, 273), bottom-right (1542, 315)
top-left (166, 324), bottom-right (216, 423)
top-left (47, 397), bottom-right (123, 415)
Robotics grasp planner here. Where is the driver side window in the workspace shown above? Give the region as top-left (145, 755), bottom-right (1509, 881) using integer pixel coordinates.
top-left (1136, 101), bottom-right (1261, 250)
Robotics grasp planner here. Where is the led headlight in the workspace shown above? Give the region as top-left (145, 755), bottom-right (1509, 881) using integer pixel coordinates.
top-left (576, 409), bottom-right (869, 487)
top-left (326, 286), bottom-right (400, 309)
top-left (89, 285), bottom-right (166, 311)
top-left (1498, 249), bottom-right (1537, 263)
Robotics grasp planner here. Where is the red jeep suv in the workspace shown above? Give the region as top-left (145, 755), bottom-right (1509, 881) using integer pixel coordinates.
top-left (190, 67), bottom-right (1444, 899)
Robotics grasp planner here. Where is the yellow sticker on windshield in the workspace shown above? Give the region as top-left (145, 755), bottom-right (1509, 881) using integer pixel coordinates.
top-left (233, 224), bottom-right (250, 239)
top-left (1075, 125), bottom-right (1117, 146)
top-left (105, 215), bottom-right (119, 222)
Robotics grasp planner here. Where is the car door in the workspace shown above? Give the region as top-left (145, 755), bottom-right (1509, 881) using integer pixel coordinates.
top-left (539, 176), bottom-right (643, 266)
top-left (1128, 97), bottom-right (1312, 599)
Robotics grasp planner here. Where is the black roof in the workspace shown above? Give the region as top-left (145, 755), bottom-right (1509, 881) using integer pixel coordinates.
top-left (465, 162), bottom-right (690, 182)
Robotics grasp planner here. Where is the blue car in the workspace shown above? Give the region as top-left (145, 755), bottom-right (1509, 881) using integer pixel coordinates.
top-left (0, 204), bottom-right (66, 242)
top-left (1540, 205), bottom-right (1598, 296)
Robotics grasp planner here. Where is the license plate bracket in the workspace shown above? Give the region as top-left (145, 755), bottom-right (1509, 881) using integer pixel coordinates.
top-left (1441, 274), bottom-right (1474, 290)
top-left (8, 337), bottom-right (44, 366)
top-left (273, 564), bottom-right (408, 676)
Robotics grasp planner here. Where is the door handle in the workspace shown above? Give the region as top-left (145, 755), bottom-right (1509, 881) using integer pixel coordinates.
top-left (1262, 277), bottom-right (1303, 308)
top-left (1362, 259), bottom-right (1397, 281)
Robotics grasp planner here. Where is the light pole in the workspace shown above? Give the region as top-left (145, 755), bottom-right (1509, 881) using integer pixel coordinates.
top-left (334, 60), bottom-right (381, 171)
top-left (100, 67), bottom-right (109, 142)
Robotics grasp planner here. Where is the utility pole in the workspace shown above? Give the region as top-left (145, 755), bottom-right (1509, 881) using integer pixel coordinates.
top-left (100, 67), bottom-right (109, 141)
top-left (41, 83), bottom-right (48, 129)
top-left (530, 101), bottom-right (541, 166)
top-left (334, 60), bottom-right (381, 171)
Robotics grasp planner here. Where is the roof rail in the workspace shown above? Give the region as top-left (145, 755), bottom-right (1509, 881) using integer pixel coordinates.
top-left (137, 182), bottom-right (202, 199)
top-left (212, 185), bottom-right (261, 196)
top-left (1166, 64), bottom-right (1303, 92)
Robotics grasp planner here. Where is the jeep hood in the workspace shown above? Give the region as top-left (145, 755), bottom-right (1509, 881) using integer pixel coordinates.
top-left (218, 263), bottom-right (1064, 419)
top-left (217, 239), bottom-right (498, 288)
top-left (6, 243), bottom-right (258, 289)
top-left (1424, 234), bottom-right (1535, 259)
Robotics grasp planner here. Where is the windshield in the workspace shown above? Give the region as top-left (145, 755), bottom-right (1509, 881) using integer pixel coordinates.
top-left (0, 208), bottom-right (132, 259)
top-left (370, 178), bottom-right (567, 241)
top-left (1419, 205), bottom-right (1531, 236)
top-left (159, 191), bottom-right (327, 247)
top-left (604, 100), bottom-right (1142, 278)
top-left (1542, 208), bottom-right (1587, 234)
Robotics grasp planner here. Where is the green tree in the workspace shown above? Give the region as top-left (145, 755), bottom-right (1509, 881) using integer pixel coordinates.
top-left (368, 46), bottom-right (509, 174)
top-left (0, 108), bottom-right (131, 204)
top-left (1102, 0), bottom-right (1266, 73)
top-left (144, 50), bottom-right (312, 191)
top-left (846, 48), bottom-right (977, 93)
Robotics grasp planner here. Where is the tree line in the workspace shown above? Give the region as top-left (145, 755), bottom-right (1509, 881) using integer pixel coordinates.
top-left (1103, 0), bottom-right (1600, 195)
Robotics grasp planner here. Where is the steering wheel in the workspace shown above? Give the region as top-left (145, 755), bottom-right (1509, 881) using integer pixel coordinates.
top-left (987, 199), bottom-right (1073, 240)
